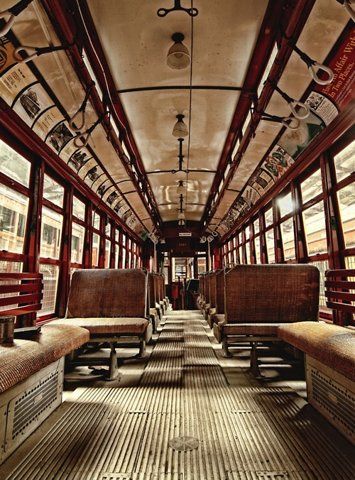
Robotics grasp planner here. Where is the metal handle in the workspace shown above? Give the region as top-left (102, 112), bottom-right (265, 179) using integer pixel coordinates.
top-left (282, 116), bottom-right (300, 130)
top-left (69, 109), bottom-right (86, 132)
top-left (289, 100), bottom-right (310, 120)
top-left (308, 62), bottom-right (334, 86)
top-left (74, 132), bottom-right (90, 148)
top-left (0, 11), bottom-right (15, 37)
top-left (14, 45), bottom-right (37, 63)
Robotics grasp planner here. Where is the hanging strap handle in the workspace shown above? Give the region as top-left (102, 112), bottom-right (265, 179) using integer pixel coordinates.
top-left (14, 44), bottom-right (68, 64)
top-left (0, 0), bottom-right (33, 37)
top-left (281, 30), bottom-right (334, 85)
top-left (267, 79), bottom-right (310, 120)
top-left (69, 82), bottom-right (95, 132)
top-left (260, 111), bottom-right (300, 130)
top-left (73, 111), bottom-right (108, 148)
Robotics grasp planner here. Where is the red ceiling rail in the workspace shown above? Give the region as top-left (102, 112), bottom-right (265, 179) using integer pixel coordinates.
top-left (0, 99), bottom-right (142, 244)
top-left (201, 0), bottom-right (316, 230)
top-left (40, 0), bottom-right (162, 232)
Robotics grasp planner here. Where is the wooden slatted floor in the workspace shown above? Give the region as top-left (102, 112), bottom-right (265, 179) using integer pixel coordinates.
top-left (1, 310), bottom-right (354, 479)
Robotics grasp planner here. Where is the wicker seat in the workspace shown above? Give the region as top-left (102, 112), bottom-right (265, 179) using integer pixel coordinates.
top-left (214, 264), bottom-right (320, 375)
top-left (52, 269), bottom-right (152, 380)
top-left (210, 269), bottom-right (225, 327)
top-left (0, 324), bottom-right (89, 394)
top-left (278, 321), bottom-right (355, 382)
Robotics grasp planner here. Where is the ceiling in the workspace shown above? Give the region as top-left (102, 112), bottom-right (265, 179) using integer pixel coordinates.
top-left (87, 0), bottom-right (269, 223)
top-left (0, 0), bottom-right (350, 240)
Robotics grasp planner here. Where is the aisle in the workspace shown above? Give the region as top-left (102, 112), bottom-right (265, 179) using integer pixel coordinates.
top-left (2, 311), bottom-right (354, 480)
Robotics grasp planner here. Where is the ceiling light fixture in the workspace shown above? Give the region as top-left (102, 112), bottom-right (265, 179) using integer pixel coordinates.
top-left (172, 114), bottom-right (188, 137)
top-left (167, 32), bottom-right (190, 70)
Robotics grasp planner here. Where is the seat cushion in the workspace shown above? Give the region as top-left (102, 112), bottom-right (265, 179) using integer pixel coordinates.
top-left (0, 324), bottom-right (89, 394)
top-left (278, 321), bottom-right (355, 381)
top-left (51, 317), bottom-right (149, 335)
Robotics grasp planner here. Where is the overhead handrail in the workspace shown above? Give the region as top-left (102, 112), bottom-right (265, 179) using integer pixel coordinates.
top-left (258, 111), bottom-right (300, 130)
top-left (336, 0), bottom-right (355, 22)
top-left (69, 82), bottom-right (95, 132)
top-left (73, 111), bottom-right (108, 148)
top-left (0, 0), bottom-right (33, 37)
top-left (14, 44), bottom-right (69, 64)
top-left (266, 79), bottom-right (310, 120)
top-left (281, 31), bottom-right (334, 85)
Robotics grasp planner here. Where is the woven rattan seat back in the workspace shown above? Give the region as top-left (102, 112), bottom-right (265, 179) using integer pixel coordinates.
top-left (215, 270), bottom-right (225, 314)
top-left (209, 272), bottom-right (217, 308)
top-left (67, 269), bottom-right (147, 318)
top-left (225, 265), bottom-right (319, 324)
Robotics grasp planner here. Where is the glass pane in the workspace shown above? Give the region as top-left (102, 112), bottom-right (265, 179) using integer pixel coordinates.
top-left (238, 232), bottom-right (242, 244)
top-left (71, 223), bottom-right (85, 264)
top-left (245, 226), bottom-right (250, 240)
top-left (105, 239), bottom-right (111, 268)
top-left (277, 192), bottom-right (295, 218)
top-left (254, 236), bottom-right (261, 264)
top-left (301, 169), bottom-right (323, 204)
top-left (281, 218), bottom-right (295, 260)
top-left (115, 229), bottom-right (119, 243)
top-left (72, 196), bottom-right (85, 221)
top-left (92, 233), bottom-right (100, 266)
top-left (334, 141), bottom-right (355, 182)
top-left (338, 183), bottom-right (355, 249)
top-left (198, 257), bottom-right (206, 274)
top-left (0, 139), bottom-right (31, 187)
top-left (264, 207), bottom-right (273, 228)
top-left (122, 234), bottom-right (126, 246)
top-left (245, 242), bottom-right (250, 264)
top-left (309, 259), bottom-right (329, 309)
top-left (253, 218), bottom-right (260, 235)
top-left (0, 261), bottom-right (22, 273)
top-left (115, 245), bottom-right (119, 268)
top-left (105, 221), bottom-right (111, 237)
top-left (303, 201), bottom-right (327, 255)
top-left (41, 207), bottom-right (62, 259)
top-left (266, 228), bottom-right (275, 263)
top-left (43, 174), bottom-right (64, 208)
top-left (0, 184), bottom-right (29, 253)
top-left (92, 211), bottom-right (100, 230)
top-left (39, 263), bottom-right (59, 315)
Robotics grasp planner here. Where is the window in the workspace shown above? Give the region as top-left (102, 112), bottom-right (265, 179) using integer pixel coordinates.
top-left (72, 196), bottom-right (86, 221)
top-left (92, 233), bottom-right (100, 267)
top-left (301, 169), bottom-right (323, 204)
top-left (334, 141), bottom-right (354, 182)
top-left (0, 140), bottom-right (31, 187)
top-left (337, 184), bottom-right (355, 249)
top-left (0, 185), bottom-right (29, 254)
top-left (245, 242), bottom-right (250, 264)
top-left (254, 236), bottom-right (261, 264)
top-left (41, 207), bottom-right (62, 259)
top-left (264, 207), bottom-right (273, 228)
top-left (39, 264), bottom-right (59, 315)
top-left (92, 211), bottom-right (101, 230)
top-left (43, 174), bottom-right (64, 208)
top-left (266, 229), bottom-right (275, 263)
top-left (277, 192), bottom-right (295, 218)
top-left (71, 223), bottom-right (85, 263)
top-left (280, 217), bottom-right (295, 261)
top-left (303, 201), bottom-right (327, 255)
top-left (105, 239), bottom-right (111, 268)
top-left (253, 218), bottom-right (260, 235)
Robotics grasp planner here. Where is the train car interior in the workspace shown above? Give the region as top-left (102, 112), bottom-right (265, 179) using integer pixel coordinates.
top-left (0, 0), bottom-right (354, 478)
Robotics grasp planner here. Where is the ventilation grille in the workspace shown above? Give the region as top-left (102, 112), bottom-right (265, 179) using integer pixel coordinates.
top-left (309, 366), bottom-right (354, 443)
top-left (12, 371), bottom-right (59, 439)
